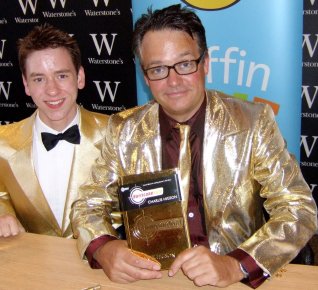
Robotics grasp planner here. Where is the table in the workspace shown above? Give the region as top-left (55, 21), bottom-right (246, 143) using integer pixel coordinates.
top-left (0, 233), bottom-right (317, 290)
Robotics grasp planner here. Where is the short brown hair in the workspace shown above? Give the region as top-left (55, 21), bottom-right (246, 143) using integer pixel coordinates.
top-left (17, 23), bottom-right (81, 76)
top-left (132, 4), bottom-right (207, 61)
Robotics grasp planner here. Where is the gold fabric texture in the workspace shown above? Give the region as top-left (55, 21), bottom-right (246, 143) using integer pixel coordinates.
top-left (71, 90), bottom-right (317, 275)
top-left (176, 124), bottom-right (191, 206)
top-left (0, 107), bottom-right (108, 238)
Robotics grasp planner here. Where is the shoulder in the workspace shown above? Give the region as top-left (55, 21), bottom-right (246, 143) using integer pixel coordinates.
top-left (0, 117), bottom-right (33, 152)
top-left (0, 117), bottom-right (31, 138)
top-left (79, 106), bottom-right (109, 129)
top-left (105, 102), bottom-right (158, 141)
top-left (109, 102), bottom-right (158, 127)
top-left (206, 90), bottom-right (274, 125)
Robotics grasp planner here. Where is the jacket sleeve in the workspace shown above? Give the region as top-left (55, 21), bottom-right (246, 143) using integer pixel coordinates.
top-left (70, 115), bottom-right (122, 259)
top-left (0, 183), bottom-right (16, 217)
top-left (239, 104), bottom-right (317, 276)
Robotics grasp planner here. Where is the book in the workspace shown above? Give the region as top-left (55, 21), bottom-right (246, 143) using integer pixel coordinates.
top-left (118, 168), bottom-right (191, 269)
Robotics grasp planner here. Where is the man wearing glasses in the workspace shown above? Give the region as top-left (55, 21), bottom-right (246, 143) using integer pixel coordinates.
top-left (71, 4), bottom-right (317, 288)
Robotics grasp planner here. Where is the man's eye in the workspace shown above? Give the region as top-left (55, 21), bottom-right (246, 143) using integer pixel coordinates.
top-left (179, 61), bottom-right (192, 69)
top-left (150, 66), bottom-right (165, 75)
top-left (33, 77), bottom-right (43, 83)
top-left (58, 74), bottom-right (68, 79)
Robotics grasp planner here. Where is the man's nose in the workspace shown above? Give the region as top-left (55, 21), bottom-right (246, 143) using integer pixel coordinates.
top-left (45, 79), bottom-right (59, 96)
top-left (166, 67), bottom-right (182, 85)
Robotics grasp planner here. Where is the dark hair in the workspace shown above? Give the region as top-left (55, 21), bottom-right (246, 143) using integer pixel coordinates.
top-left (17, 23), bottom-right (81, 76)
top-left (132, 4), bottom-right (207, 60)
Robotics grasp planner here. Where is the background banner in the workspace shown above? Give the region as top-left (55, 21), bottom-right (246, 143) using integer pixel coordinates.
top-left (132, 0), bottom-right (303, 160)
top-left (0, 0), bottom-right (137, 124)
top-left (302, 0), bottom-right (318, 209)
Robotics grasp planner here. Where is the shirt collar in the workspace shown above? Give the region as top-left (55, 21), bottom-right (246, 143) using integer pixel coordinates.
top-left (34, 107), bottom-right (80, 140)
top-left (159, 97), bottom-right (206, 140)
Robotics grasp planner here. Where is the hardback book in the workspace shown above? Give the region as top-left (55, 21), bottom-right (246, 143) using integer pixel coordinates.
top-left (118, 168), bottom-right (191, 269)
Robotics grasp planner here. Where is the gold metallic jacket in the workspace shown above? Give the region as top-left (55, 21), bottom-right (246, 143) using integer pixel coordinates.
top-left (71, 90), bottom-right (317, 275)
top-left (0, 107), bottom-right (108, 237)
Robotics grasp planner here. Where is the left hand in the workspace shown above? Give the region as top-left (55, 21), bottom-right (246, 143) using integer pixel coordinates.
top-left (168, 246), bottom-right (244, 287)
top-left (0, 214), bottom-right (25, 237)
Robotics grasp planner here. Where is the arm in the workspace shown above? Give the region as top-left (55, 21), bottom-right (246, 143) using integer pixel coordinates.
top-left (70, 116), bottom-right (162, 282)
top-left (71, 115), bottom-right (122, 256)
top-left (170, 104), bottom-right (317, 288)
top-left (240, 104), bottom-right (317, 275)
top-left (0, 187), bottom-right (25, 237)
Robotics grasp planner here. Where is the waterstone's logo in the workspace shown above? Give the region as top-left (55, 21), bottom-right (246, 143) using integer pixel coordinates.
top-left (0, 81), bottom-right (12, 101)
top-left (181, 0), bottom-right (240, 10)
top-left (302, 86), bottom-right (318, 110)
top-left (303, 34), bottom-right (318, 59)
top-left (0, 81), bottom-right (19, 111)
top-left (18, 0), bottom-right (68, 15)
top-left (128, 186), bottom-right (163, 205)
top-left (91, 80), bottom-right (124, 113)
top-left (300, 135), bottom-right (318, 159)
top-left (93, 81), bottom-right (120, 102)
top-left (90, 33), bottom-right (117, 56)
top-left (0, 40), bottom-right (6, 60)
top-left (92, 0), bottom-right (110, 7)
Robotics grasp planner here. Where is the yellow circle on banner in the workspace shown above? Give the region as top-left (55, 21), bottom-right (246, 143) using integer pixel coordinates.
top-left (182, 0), bottom-right (240, 10)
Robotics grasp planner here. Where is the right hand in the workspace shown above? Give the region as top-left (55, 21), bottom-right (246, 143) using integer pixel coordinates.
top-left (94, 239), bottom-right (162, 283)
top-left (0, 214), bottom-right (25, 237)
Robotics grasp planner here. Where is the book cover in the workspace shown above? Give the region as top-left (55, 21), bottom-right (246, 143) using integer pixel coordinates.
top-left (118, 168), bottom-right (191, 269)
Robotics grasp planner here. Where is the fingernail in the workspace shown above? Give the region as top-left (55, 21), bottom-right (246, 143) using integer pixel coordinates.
top-left (153, 264), bottom-right (161, 271)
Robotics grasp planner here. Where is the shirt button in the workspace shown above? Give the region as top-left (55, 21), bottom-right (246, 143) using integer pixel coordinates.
top-left (188, 212), bottom-right (194, 218)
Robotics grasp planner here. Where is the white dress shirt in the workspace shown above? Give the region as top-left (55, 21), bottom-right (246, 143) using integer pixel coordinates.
top-left (33, 110), bottom-right (79, 229)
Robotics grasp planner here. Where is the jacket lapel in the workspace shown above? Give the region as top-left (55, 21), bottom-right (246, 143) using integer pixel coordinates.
top-left (202, 91), bottom-right (249, 210)
top-left (7, 112), bottom-right (61, 235)
top-left (123, 102), bottom-right (162, 174)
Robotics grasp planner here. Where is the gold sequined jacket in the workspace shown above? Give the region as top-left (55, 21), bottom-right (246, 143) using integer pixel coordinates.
top-left (71, 90), bottom-right (317, 275)
top-left (0, 106), bottom-right (108, 237)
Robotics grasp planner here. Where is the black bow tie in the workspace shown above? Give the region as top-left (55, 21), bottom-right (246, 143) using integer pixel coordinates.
top-left (41, 124), bottom-right (81, 151)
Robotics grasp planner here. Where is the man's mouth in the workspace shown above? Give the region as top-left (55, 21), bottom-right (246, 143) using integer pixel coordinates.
top-left (46, 99), bottom-right (64, 108)
top-left (46, 99), bottom-right (63, 106)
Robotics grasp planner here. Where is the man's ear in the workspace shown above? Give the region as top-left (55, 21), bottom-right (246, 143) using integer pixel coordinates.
top-left (22, 74), bottom-right (31, 96)
top-left (77, 66), bottom-right (85, 89)
top-left (203, 52), bottom-right (209, 75)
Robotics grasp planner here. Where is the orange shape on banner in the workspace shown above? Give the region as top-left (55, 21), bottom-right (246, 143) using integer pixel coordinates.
top-left (253, 97), bottom-right (280, 115)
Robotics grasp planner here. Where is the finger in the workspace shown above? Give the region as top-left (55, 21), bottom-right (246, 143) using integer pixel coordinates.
top-left (130, 250), bottom-right (161, 271)
top-left (168, 248), bottom-right (195, 277)
top-left (8, 221), bottom-right (20, 236)
top-left (126, 256), bottom-right (162, 279)
top-left (131, 255), bottom-right (161, 271)
top-left (0, 223), bottom-right (11, 237)
top-left (192, 273), bottom-right (214, 287)
top-left (111, 260), bottom-right (162, 283)
top-left (127, 265), bottom-right (162, 281)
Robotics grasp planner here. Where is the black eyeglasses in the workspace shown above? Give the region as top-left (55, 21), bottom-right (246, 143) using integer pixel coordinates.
top-left (143, 52), bottom-right (205, 81)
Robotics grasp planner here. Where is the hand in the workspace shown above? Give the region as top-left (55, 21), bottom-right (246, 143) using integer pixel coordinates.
top-left (169, 246), bottom-right (244, 287)
top-left (94, 239), bottom-right (162, 283)
top-left (0, 214), bottom-right (25, 237)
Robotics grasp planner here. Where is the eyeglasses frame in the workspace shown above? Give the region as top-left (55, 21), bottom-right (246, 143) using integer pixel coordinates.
top-left (143, 52), bottom-right (206, 81)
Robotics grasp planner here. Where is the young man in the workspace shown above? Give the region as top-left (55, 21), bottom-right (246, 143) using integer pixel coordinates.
top-left (0, 24), bottom-right (108, 238)
top-left (71, 5), bottom-right (317, 288)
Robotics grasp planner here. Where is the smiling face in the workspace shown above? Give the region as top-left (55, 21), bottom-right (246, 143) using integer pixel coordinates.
top-left (22, 47), bottom-right (85, 131)
top-left (140, 29), bottom-right (208, 123)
